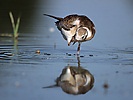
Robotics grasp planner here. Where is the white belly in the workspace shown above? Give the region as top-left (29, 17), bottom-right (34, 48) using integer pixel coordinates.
top-left (61, 28), bottom-right (76, 44)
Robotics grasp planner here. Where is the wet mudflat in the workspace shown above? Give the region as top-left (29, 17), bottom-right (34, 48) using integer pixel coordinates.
top-left (0, 0), bottom-right (133, 100)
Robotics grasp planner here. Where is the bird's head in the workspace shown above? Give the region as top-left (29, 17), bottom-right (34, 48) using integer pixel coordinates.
top-left (75, 27), bottom-right (92, 42)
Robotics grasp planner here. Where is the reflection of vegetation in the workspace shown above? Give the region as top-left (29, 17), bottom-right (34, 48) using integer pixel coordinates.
top-left (13, 38), bottom-right (18, 54)
top-left (9, 12), bottom-right (21, 39)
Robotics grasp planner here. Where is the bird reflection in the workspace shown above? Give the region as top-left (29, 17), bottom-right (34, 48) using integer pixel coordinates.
top-left (43, 57), bottom-right (94, 95)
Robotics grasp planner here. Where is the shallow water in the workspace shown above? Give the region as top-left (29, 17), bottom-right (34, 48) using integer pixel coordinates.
top-left (0, 0), bottom-right (133, 100)
top-left (0, 34), bottom-right (133, 100)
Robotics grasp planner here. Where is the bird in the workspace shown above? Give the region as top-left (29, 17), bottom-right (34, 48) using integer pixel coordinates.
top-left (56, 66), bottom-right (94, 94)
top-left (43, 14), bottom-right (96, 55)
top-left (43, 66), bottom-right (94, 95)
top-left (43, 56), bottom-right (94, 94)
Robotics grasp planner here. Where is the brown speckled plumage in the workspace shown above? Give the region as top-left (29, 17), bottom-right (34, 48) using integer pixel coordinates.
top-left (44, 14), bottom-right (96, 55)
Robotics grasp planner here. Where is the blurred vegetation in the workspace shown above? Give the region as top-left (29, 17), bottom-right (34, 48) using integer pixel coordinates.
top-left (9, 12), bottom-right (20, 38)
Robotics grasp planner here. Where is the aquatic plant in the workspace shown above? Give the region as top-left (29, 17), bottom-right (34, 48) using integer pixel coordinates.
top-left (9, 12), bottom-right (20, 38)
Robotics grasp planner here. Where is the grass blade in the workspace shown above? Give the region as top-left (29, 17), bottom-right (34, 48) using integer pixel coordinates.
top-left (14, 16), bottom-right (20, 38)
top-left (9, 12), bottom-right (20, 38)
top-left (9, 12), bottom-right (15, 34)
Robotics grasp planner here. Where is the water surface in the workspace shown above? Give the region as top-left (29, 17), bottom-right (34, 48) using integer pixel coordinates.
top-left (0, 0), bottom-right (133, 100)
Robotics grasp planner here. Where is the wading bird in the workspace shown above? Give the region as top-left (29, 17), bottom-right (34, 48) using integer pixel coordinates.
top-left (44, 14), bottom-right (96, 55)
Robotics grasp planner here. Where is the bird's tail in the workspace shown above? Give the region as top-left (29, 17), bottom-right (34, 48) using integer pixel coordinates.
top-left (43, 14), bottom-right (63, 21)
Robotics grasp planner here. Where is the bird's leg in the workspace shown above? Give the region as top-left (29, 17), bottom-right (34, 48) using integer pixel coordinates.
top-left (77, 56), bottom-right (81, 68)
top-left (77, 42), bottom-right (81, 55)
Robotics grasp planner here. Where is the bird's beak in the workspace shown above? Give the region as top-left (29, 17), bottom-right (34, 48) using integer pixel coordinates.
top-left (68, 42), bottom-right (71, 46)
top-left (67, 37), bottom-right (72, 46)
